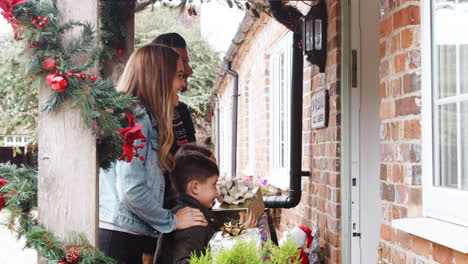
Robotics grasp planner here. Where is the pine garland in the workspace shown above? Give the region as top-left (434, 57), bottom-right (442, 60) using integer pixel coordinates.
top-left (0, 163), bottom-right (117, 264)
top-left (8, 0), bottom-right (137, 169)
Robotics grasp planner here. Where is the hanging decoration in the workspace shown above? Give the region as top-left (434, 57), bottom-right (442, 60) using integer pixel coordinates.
top-left (119, 112), bottom-right (147, 162)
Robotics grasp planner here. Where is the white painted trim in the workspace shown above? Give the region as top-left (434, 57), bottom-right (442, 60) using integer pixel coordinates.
top-left (1, 135), bottom-right (29, 147)
top-left (421, 0), bottom-right (468, 227)
top-left (392, 218), bottom-right (468, 254)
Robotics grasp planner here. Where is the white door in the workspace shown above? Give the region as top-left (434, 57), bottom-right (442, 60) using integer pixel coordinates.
top-left (350, 0), bottom-right (381, 262)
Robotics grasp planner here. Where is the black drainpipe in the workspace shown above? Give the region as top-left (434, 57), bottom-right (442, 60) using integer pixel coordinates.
top-left (215, 95), bottom-right (221, 166)
top-left (226, 61), bottom-right (239, 178)
top-left (264, 1), bottom-right (310, 208)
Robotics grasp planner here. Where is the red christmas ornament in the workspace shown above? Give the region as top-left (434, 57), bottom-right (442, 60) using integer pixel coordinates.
top-left (43, 17), bottom-right (49, 23)
top-left (36, 16), bottom-right (42, 20)
top-left (119, 112), bottom-right (146, 162)
top-left (117, 49), bottom-right (124, 55)
top-left (42, 57), bottom-right (57, 71)
top-left (75, 73), bottom-right (84, 80)
top-left (89, 75), bottom-right (97, 81)
top-left (46, 73), bottom-right (68, 92)
top-left (38, 22), bottom-right (45, 29)
top-left (139, 156), bottom-right (145, 161)
top-left (31, 19), bottom-right (37, 25)
top-left (46, 73), bottom-right (55, 86)
top-left (67, 72), bottom-right (74, 77)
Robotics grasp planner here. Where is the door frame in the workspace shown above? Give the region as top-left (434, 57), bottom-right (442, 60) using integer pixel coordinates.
top-left (340, 0), bottom-right (353, 262)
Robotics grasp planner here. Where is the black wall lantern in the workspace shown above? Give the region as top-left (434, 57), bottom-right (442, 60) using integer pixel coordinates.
top-left (302, 0), bottom-right (327, 73)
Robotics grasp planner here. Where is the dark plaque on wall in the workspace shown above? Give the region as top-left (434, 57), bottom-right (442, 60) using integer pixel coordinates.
top-left (311, 90), bottom-right (329, 129)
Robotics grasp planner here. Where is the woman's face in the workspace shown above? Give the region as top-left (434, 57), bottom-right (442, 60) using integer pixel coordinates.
top-left (172, 58), bottom-right (186, 106)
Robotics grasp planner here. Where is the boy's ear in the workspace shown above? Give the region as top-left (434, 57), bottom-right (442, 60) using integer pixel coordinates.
top-left (186, 180), bottom-right (200, 195)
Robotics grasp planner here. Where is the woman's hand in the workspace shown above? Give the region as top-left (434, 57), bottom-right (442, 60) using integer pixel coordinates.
top-left (239, 210), bottom-right (258, 228)
top-left (175, 207), bottom-right (208, 230)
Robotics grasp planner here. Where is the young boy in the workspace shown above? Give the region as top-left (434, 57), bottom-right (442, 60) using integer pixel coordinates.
top-left (154, 151), bottom-right (220, 264)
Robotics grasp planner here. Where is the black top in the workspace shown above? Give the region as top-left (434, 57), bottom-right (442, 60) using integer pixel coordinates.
top-left (164, 101), bottom-right (196, 209)
top-left (154, 194), bottom-right (220, 264)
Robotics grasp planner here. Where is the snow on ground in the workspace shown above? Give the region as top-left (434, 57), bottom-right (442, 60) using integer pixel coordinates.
top-left (0, 211), bottom-right (37, 264)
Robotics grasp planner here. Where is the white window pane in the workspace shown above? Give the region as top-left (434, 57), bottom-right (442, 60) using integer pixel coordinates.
top-left (462, 101), bottom-right (468, 190)
top-left (461, 44), bottom-right (468, 94)
top-left (435, 45), bottom-right (457, 99)
top-left (435, 103), bottom-right (458, 188)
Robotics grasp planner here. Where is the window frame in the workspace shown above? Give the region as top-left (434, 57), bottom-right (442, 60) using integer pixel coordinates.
top-left (421, 0), bottom-right (468, 227)
top-left (267, 31), bottom-right (293, 190)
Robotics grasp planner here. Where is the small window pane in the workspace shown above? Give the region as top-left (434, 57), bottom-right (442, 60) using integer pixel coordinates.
top-left (435, 103), bottom-right (458, 188)
top-left (462, 101), bottom-right (468, 190)
top-left (461, 44), bottom-right (468, 94)
top-left (314, 19), bottom-right (322, 50)
top-left (435, 45), bottom-right (457, 99)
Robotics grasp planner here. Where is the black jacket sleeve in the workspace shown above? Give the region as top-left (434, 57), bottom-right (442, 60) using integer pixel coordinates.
top-left (177, 102), bottom-right (196, 143)
top-left (172, 227), bottom-right (209, 264)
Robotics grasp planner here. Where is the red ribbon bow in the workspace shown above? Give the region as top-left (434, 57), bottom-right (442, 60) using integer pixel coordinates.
top-left (119, 112), bottom-right (147, 162)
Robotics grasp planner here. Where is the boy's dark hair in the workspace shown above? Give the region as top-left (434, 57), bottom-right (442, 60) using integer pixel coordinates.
top-left (152, 33), bottom-right (187, 49)
top-left (170, 153), bottom-right (219, 196)
top-left (175, 143), bottom-right (213, 159)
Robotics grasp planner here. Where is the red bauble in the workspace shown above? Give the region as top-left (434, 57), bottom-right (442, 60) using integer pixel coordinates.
top-left (139, 156), bottom-right (145, 161)
top-left (89, 75), bottom-right (97, 81)
top-left (46, 73), bottom-right (68, 92)
top-left (46, 73), bottom-right (55, 86)
top-left (38, 22), bottom-right (45, 29)
top-left (76, 73), bottom-right (85, 80)
top-left (117, 49), bottom-right (124, 55)
top-left (67, 72), bottom-right (74, 77)
top-left (42, 57), bottom-right (57, 71)
top-left (43, 17), bottom-right (49, 23)
top-left (36, 16), bottom-right (42, 20)
top-left (31, 20), bottom-right (37, 25)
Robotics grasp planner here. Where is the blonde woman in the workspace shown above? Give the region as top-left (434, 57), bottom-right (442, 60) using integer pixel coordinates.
top-left (99, 45), bottom-right (208, 264)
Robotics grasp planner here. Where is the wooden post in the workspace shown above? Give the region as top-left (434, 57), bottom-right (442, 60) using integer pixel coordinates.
top-left (38, 0), bottom-right (100, 247)
top-left (37, 0), bottom-right (135, 254)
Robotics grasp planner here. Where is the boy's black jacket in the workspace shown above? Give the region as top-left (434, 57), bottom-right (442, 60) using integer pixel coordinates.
top-left (154, 194), bottom-right (220, 264)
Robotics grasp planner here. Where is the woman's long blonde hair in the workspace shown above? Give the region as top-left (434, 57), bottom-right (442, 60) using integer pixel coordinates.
top-left (116, 44), bottom-right (179, 172)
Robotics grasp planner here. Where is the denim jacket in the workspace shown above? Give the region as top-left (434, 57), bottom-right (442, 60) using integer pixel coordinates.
top-left (99, 110), bottom-right (177, 237)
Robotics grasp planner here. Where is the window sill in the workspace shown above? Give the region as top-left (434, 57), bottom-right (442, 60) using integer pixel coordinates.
top-left (392, 217), bottom-right (468, 253)
top-left (268, 176), bottom-right (289, 191)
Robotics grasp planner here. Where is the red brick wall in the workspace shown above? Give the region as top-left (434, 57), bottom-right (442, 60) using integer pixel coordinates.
top-left (379, 1), bottom-right (468, 263)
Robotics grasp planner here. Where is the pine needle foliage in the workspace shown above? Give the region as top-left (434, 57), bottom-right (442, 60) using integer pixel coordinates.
top-left (0, 163), bottom-right (117, 263)
top-left (188, 238), bottom-right (302, 264)
top-left (6, 0), bottom-right (137, 168)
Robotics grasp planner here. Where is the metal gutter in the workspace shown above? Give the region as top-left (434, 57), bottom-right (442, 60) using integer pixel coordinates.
top-left (225, 61), bottom-right (239, 178)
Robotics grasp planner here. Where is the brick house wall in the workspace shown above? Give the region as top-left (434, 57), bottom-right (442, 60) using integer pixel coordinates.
top-left (214, 1), bottom-right (342, 263)
top-left (379, 1), bottom-right (468, 263)
top-left (213, 0), bottom-right (468, 263)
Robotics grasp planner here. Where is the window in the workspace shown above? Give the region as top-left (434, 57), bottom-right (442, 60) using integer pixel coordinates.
top-left (268, 32), bottom-right (293, 189)
top-left (422, 0), bottom-right (468, 226)
top-left (242, 76), bottom-right (256, 176)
